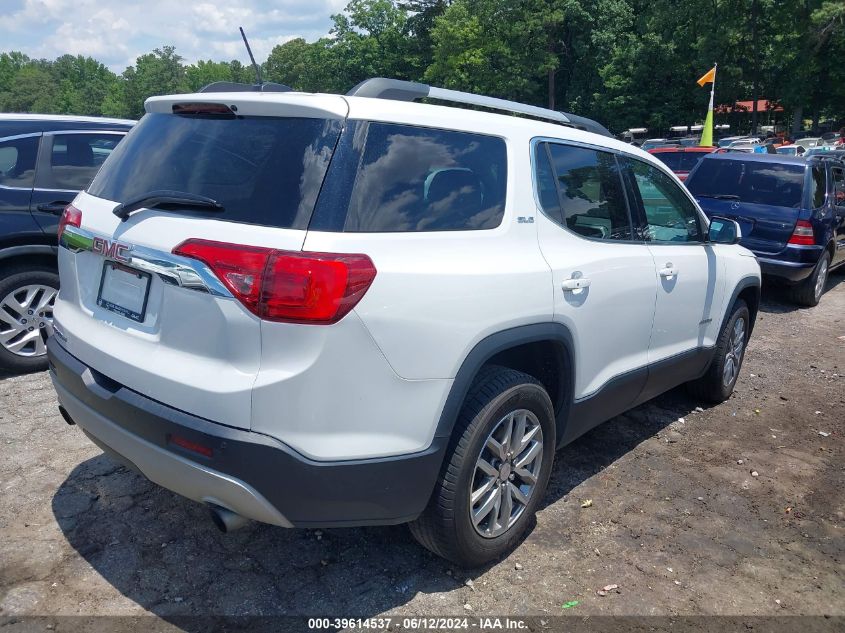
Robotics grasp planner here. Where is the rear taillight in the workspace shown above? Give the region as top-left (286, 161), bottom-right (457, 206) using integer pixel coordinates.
top-left (788, 220), bottom-right (815, 246)
top-left (58, 204), bottom-right (82, 241)
top-left (172, 239), bottom-right (377, 324)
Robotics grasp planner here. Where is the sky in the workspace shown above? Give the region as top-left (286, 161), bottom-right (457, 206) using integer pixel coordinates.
top-left (0, 0), bottom-right (350, 72)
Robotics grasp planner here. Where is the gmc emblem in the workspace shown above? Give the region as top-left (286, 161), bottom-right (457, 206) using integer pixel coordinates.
top-left (92, 236), bottom-right (131, 263)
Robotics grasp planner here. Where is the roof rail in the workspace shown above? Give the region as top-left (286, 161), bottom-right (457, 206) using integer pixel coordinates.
top-left (199, 81), bottom-right (292, 93)
top-left (346, 78), bottom-right (612, 137)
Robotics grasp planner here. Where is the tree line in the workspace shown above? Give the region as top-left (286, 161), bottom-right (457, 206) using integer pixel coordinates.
top-left (1, 0), bottom-right (843, 134)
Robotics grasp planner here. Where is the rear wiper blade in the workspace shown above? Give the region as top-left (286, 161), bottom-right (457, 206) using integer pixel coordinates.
top-left (113, 190), bottom-right (224, 221)
top-left (695, 194), bottom-right (741, 201)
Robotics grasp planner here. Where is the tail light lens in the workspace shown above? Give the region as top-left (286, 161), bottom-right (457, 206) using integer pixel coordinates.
top-left (172, 239), bottom-right (377, 324)
top-left (788, 220), bottom-right (815, 246)
top-left (58, 204), bottom-right (82, 241)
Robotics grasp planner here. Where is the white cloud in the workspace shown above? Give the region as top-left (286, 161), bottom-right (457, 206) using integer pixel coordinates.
top-left (0, 0), bottom-right (344, 71)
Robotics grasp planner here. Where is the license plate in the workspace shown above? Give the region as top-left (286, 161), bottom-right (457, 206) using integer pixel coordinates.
top-left (97, 261), bottom-right (151, 322)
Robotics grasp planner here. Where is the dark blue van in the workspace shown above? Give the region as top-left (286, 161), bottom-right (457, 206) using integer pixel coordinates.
top-left (686, 153), bottom-right (845, 306)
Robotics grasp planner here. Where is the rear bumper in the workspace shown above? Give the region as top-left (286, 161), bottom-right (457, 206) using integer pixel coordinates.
top-left (48, 337), bottom-right (446, 528)
top-left (755, 245), bottom-right (823, 283)
top-left (757, 257), bottom-right (816, 283)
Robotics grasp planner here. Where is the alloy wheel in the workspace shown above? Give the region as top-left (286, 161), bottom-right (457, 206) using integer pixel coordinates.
top-left (0, 284), bottom-right (57, 358)
top-left (722, 316), bottom-right (746, 388)
top-left (814, 257), bottom-right (828, 302)
top-left (470, 409), bottom-right (544, 538)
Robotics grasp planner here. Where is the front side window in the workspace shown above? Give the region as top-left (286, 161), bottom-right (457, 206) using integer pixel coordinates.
top-left (541, 143), bottom-right (632, 241)
top-left (0, 136), bottom-right (38, 189)
top-left (37, 133), bottom-right (122, 190)
top-left (627, 158), bottom-right (703, 243)
top-left (338, 123), bottom-right (507, 232)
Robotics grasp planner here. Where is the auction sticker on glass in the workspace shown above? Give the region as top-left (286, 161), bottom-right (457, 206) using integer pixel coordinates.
top-left (96, 261), bottom-right (150, 322)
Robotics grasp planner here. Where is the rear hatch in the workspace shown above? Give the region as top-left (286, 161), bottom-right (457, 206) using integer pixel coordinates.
top-left (55, 93), bottom-right (348, 428)
top-left (686, 157), bottom-right (807, 254)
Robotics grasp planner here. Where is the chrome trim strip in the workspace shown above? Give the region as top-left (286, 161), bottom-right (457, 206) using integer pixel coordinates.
top-left (60, 225), bottom-right (233, 298)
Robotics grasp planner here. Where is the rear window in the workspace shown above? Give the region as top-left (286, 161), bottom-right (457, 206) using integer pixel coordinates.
top-left (652, 151), bottom-right (707, 172)
top-left (311, 122), bottom-right (507, 232)
top-left (88, 113), bottom-right (342, 229)
top-left (686, 158), bottom-right (806, 208)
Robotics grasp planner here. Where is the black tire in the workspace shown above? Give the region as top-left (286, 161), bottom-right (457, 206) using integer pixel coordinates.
top-left (687, 299), bottom-right (750, 404)
top-left (409, 366), bottom-right (555, 567)
top-left (788, 251), bottom-right (830, 307)
top-left (0, 265), bottom-right (59, 374)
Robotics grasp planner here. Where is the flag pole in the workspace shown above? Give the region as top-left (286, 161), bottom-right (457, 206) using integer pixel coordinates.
top-left (700, 63), bottom-right (716, 147)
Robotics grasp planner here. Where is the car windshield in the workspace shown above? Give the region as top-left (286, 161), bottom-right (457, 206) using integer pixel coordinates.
top-left (686, 159), bottom-right (806, 208)
top-left (652, 152), bottom-right (708, 172)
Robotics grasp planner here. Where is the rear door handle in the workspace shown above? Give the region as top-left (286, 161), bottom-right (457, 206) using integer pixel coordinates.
top-left (659, 265), bottom-right (678, 278)
top-left (37, 201), bottom-right (70, 215)
top-left (561, 278), bottom-right (591, 290)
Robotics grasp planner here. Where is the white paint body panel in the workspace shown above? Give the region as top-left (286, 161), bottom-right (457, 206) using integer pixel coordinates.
top-left (646, 243), bottom-right (726, 362)
top-left (535, 209), bottom-right (657, 398)
top-left (55, 91), bottom-right (761, 463)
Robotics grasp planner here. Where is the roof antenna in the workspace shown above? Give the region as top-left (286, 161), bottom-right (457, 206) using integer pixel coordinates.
top-left (239, 26), bottom-right (263, 86)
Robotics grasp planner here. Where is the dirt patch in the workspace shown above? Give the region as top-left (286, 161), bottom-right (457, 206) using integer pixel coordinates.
top-left (0, 278), bottom-right (843, 621)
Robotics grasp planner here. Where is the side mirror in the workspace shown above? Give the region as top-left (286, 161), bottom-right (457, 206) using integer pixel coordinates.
top-left (708, 216), bottom-right (742, 245)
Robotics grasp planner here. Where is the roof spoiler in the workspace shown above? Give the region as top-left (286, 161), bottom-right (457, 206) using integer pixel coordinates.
top-left (347, 77), bottom-right (612, 137)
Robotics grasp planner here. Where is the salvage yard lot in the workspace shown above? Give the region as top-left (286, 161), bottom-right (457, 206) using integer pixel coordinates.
top-left (0, 279), bottom-right (843, 620)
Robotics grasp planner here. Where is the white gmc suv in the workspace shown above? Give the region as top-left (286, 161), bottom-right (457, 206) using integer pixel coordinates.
top-left (48, 78), bottom-right (760, 567)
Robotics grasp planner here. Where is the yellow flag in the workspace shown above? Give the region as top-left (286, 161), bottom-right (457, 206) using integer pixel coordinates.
top-left (697, 66), bottom-right (716, 87)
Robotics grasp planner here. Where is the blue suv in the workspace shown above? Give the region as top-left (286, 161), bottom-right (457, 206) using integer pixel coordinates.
top-left (686, 153), bottom-right (845, 306)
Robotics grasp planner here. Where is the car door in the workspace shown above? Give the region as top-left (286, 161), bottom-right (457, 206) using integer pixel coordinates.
top-left (534, 141), bottom-right (657, 425)
top-left (29, 131), bottom-right (125, 235)
top-left (830, 163), bottom-right (845, 266)
top-left (0, 132), bottom-right (44, 243)
top-left (622, 155), bottom-right (725, 395)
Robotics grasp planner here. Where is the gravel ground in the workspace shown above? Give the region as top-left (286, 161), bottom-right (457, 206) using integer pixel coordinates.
top-left (0, 277), bottom-right (843, 624)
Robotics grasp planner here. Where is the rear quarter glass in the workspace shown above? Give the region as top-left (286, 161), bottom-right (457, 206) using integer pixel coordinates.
top-left (309, 121), bottom-right (508, 232)
top-left (87, 113), bottom-right (342, 230)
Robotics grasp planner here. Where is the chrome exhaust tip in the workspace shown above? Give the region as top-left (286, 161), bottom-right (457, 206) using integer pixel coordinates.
top-left (208, 504), bottom-right (249, 533)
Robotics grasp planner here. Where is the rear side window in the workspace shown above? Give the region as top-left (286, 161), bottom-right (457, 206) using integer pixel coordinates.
top-left (0, 136), bottom-right (38, 188)
top-left (540, 142), bottom-right (632, 241)
top-left (810, 166), bottom-right (826, 208)
top-left (37, 133), bottom-right (122, 190)
top-left (833, 166), bottom-right (845, 205)
top-left (89, 113), bottom-right (342, 230)
top-left (314, 122), bottom-right (507, 232)
top-left (686, 158), bottom-right (806, 208)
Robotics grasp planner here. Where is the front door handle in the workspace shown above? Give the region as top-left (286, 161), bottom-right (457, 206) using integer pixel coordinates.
top-left (659, 265), bottom-right (678, 278)
top-left (37, 201), bottom-right (70, 215)
top-left (561, 278), bottom-right (591, 290)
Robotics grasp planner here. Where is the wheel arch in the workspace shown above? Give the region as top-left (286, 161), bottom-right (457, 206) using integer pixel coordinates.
top-left (0, 246), bottom-right (58, 277)
top-left (723, 275), bottom-right (761, 338)
top-left (433, 323), bottom-right (575, 447)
